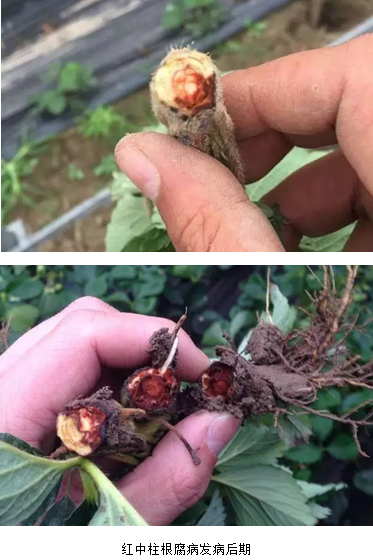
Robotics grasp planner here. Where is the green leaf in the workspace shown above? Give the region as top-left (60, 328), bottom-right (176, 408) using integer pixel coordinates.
top-left (197, 490), bottom-right (226, 526)
top-left (9, 278), bottom-right (44, 300)
top-left (340, 389), bottom-right (373, 415)
top-left (162, 3), bottom-right (184, 29)
top-left (313, 388), bottom-right (342, 410)
top-left (300, 225), bottom-right (354, 252)
top-left (277, 409), bottom-right (312, 446)
top-left (310, 416), bottom-right (334, 442)
top-left (248, 148), bottom-right (353, 252)
top-left (106, 193), bottom-right (152, 252)
top-left (40, 496), bottom-right (76, 526)
top-left (58, 62), bottom-right (96, 92)
top-left (122, 228), bottom-right (173, 252)
top-left (172, 265), bottom-right (206, 281)
top-left (295, 469), bottom-right (312, 482)
top-left (21, 480), bottom-right (62, 526)
top-left (270, 284), bottom-right (297, 333)
top-left (84, 275), bottom-right (108, 297)
top-left (107, 169), bottom-right (173, 252)
top-left (248, 148), bottom-right (328, 202)
top-left (13, 265), bottom-right (27, 276)
top-left (104, 293), bottom-right (130, 304)
top-left (220, 40), bottom-right (242, 53)
top-left (0, 438), bottom-right (81, 525)
top-left (130, 296), bottom-right (157, 315)
top-left (67, 164), bottom-right (85, 181)
top-left (73, 265), bottom-right (97, 283)
top-left (81, 461), bottom-right (147, 526)
top-left (230, 310), bottom-right (252, 338)
top-left (93, 154), bottom-right (117, 176)
top-left (39, 292), bottom-right (72, 319)
top-left (354, 469), bottom-right (373, 496)
top-left (0, 433), bottom-right (44, 457)
top-left (213, 465), bottom-right (316, 526)
top-left (285, 444), bottom-right (323, 465)
top-left (39, 90), bottom-right (67, 115)
top-left (112, 265), bottom-right (137, 280)
top-left (132, 273), bottom-right (167, 299)
top-left (217, 424), bottom-right (285, 470)
top-left (308, 502), bottom-right (331, 520)
top-left (327, 434), bottom-right (358, 461)
top-left (80, 469), bottom-right (99, 504)
top-left (6, 304), bottom-right (39, 332)
top-left (297, 481), bottom-right (346, 500)
top-left (202, 321), bottom-right (227, 347)
top-left (65, 500), bottom-right (97, 525)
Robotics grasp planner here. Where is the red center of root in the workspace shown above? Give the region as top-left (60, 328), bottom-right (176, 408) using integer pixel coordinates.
top-left (212, 374), bottom-right (230, 395)
top-left (172, 66), bottom-right (214, 110)
top-left (128, 367), bottom-right (178, 411)
top-left (202, 364), bottom-right (233, 399)
top-left (71, 406), bottom-right (106, 449)
top-left (142, 377), bottom-right (165, 398)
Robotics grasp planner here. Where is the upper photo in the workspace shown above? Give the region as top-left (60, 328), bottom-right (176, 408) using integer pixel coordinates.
top-left (2, 0), bottom-right (373, 252)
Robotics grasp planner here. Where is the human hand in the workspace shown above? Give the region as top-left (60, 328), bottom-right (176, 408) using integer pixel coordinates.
top-left (0, 297), bottom-right (240, 525)
top-left (115, 35), bottom-right (373, 252)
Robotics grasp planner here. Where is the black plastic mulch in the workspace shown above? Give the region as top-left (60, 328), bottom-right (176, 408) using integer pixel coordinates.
top-left (1, 0), bottom-right (294, 159)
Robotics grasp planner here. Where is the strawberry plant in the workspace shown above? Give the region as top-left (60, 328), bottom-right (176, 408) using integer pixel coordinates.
top-left (77, 106), bottom-right (135, 141)
top-left (31, 62), bottom-right (97, 116)
top-left (162, 0), bottom-right (225, 39)
top-left (1, 139), bottom-right (44, 222)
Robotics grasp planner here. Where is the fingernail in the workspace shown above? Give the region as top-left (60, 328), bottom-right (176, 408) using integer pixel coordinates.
top-left (206, 413), bottom-right (239, 456)
top-left (116, 142), bottom-right (160, 201)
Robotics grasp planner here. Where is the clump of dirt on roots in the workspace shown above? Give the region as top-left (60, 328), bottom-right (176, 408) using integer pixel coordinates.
top-left (183, 266), bottom-right (373, 456)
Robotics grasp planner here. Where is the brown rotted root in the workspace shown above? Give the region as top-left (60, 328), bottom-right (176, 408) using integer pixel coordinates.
top-left (56, 387), bottom-right (150, 460)
top-left (121, 313), bottom-right (187, 414)
top-left (55, 385), bottom-right (201, 466)
top-left (197, 312), bottom-right (372, 457)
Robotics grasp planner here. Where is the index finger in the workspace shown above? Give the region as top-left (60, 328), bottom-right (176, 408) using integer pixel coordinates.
top-left (223, 35), bottom-right (373, 194)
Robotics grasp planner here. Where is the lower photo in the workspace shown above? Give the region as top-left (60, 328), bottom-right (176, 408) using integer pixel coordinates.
top-left (0, 265), bottom-right (372, 527)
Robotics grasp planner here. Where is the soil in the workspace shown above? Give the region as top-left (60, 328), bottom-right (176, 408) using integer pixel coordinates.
top-left (7, 0), bottom-right (373, 251)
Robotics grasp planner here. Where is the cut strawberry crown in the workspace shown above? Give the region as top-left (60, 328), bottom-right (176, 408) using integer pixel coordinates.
top-left (202, 362), bottom-right (234, 399)
top-left (126, 367), bottom-right (179, 411)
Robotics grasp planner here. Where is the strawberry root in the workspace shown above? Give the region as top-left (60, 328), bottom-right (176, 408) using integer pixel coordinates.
top-left (187, 266), bottom-right (373, 456)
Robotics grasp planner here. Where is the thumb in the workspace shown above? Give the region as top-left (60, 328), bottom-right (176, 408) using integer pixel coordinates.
top-left (118, 411), bottom-right (241, 525)
top-left (115, 132), bottom-right (284, 252)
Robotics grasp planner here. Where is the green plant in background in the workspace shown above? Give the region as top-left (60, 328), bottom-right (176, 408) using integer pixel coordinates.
top-left (0, 265), bottom-right (372, 525)
top-left (77, 106), bottom-right (135, 141)
top-left (214, 39), bottom-right (242, 55)
top-left (1, 140), bottom-right (45, 222)
top-left (162, 0), bottom-right (225, 38)
top-left (93, 154), bottom-right (118, 177)
top-left (244, 19), bottom-right (268, 37)
top-left (67, 163), bottom-right (85, 181)
top-left (31, 61), bottom-right (97, 116)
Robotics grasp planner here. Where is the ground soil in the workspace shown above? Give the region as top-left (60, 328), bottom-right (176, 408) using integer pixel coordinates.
top-left (7, 0), bottom-right (373, 251)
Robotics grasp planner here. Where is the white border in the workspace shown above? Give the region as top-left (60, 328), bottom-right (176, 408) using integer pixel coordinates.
top-left (0, 252), bottom-right (367, 266)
